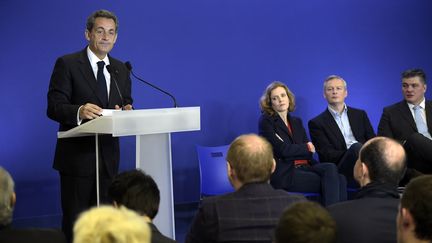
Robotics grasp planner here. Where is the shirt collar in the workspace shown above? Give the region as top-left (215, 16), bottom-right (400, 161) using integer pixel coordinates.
top-left (327, 104), bottom-right (347, 117)
top-left (86, 46), bottom-right (110, 66)
top-left (407, 98), bottom-right (426, 110)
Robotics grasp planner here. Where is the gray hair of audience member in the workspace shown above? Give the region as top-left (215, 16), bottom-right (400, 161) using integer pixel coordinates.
top-left (274, 201), bottom-right (336, 243)
top-left (323, 75), bottom-right (347, 90)
top-left (400, 175), bottom-right (432, 241)
top-left (226, 134), bottom-right (274, 183)
top-left (359, 137), bottom-right (406, 186)
top-left (401, 68), bottom-right (426, 84)
top-left (0, 166), bottom-right (14, 227)
top-left (73, 206), bottom-right (151, 243)
top-left (86, 9), bottom-right (119, 33)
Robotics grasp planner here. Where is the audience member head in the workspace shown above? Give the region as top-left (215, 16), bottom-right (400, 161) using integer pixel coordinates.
top-left (323, 75), bottom-right (348, 107)
top-left (226, 134), bottom-right (275, 189)
top-left (260, 81), bottom-right (296, 116)
top-left (73, 206), bottom-right (151, 243)
top-left (274, 201), bottom-right (336, 243)
top-left (397, 175), bottom-right (432, 243)
top-left (401, 68), bottom-right (427, 106)
top-left (0, 166), bottom-right (15, 227)
top-left (354, 137), bottom-right (406, 187)
top-left (108, 169), bottom-right (160, 220)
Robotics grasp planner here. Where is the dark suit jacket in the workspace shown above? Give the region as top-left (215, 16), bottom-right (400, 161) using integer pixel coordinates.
top-left (149, 223), bottom-right (177, 243)
top-left (327, 182), bottom-right (400, 243)
top-left (258, 113), bottom-right (314, 188)
top-left (0, 227), bottom-right (67, 243)
top-left (47, 48), bottom-right (132, 177)
top-left (308, 107), bottom-right (375, 163)
top-left (185, 183), bottom-right (305, 243)
top-left (378, 100), bottom-right (432, 141)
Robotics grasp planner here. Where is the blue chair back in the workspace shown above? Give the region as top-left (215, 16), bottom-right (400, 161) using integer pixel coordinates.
top-left (196, 144), bottom-right (235, 197)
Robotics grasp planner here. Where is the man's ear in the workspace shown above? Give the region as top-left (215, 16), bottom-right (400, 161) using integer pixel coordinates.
top-left (271, 159), bottom-right (276, 174)
top-left (361, 163), bottom-right (369, 178)
top-left (85, 29), bottom-right (90, 41)
top-left (400, 208), bottom-right (414, 229)
top-left (227, 161), bottom-right (234, 178)
top-left (10, 192), bottom-right (16, 207)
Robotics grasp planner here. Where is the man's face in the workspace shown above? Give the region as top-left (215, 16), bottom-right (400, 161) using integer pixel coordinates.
top-left (85, 17), bottom-right (117, 59)
top-left (324, 78), bottom-right (347, 106)
top-left (402, 76), bottom-right (426, 105)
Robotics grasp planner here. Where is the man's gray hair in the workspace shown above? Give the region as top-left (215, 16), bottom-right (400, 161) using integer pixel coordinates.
top-left (0, 167), bottom-right (14, 226)
top-left (323, 75), bottom-right (347, 90)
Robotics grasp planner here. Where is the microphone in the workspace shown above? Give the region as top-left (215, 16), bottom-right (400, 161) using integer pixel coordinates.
top-left (125, 61), bottom-right (178, 108)
top-left (106, 65), bottom-right (124, 109)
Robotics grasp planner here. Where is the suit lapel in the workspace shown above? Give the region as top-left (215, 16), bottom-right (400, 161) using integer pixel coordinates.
top-left (77, 49), bottom-right (107, 106)
top-left (425, 100), bottom-right (432, 133)
top-left (347, 108), bottom-right (361, 140)
top-left (274, 114), bottom-right (292, 142)
top-left (324, 109), bottom-right (346, 147)
top-left (398, 101), bottom-right (417, 131)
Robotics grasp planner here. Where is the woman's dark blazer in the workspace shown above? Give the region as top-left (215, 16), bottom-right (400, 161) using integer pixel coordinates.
top-left (258, 112), bottom-right (314, 188)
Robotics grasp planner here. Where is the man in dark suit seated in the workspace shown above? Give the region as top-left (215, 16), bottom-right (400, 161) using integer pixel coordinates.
top-left (274, 201), bottom-right (336, 243)
top-left (378, 68), bottom-right (432, 183)
top-left (108, 169), bottom-right (177, 243)
top-left (185, 134), bottom-right (305, 243)
top-left (309, 75), bottom-right (375, 186)
top-left (0, 166), bottom-right (67, 243)
top-left (328, 137), bottom-right (406, 243)
top-left (397, 175), bottom-right (432, 243)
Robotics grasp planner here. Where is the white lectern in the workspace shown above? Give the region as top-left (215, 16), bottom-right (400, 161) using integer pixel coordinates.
top-left (58, 107), bottom-right (200, 239)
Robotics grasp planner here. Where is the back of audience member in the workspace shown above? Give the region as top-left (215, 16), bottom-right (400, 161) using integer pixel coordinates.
top-left (397, 175), bottom-right (432, 243)
top-left (0, 166), bottom-right (67, 243)
top-left (185, 134), bottom-right (305, 243)
top-left (108, 169), bottom-right (176, 243)
top-left (275, 201), bottom-right (336, 243)
top-left (73, 206), bottom-right (150, 243)
top-left (328, 137), bottom-right (406, 243)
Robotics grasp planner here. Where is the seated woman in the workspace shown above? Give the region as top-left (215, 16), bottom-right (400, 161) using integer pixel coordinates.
top-left (258, 81), bottom-right (346, 206)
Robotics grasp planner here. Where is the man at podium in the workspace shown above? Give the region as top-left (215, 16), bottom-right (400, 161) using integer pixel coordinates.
top-left (46, 9), bottom-right (133, 242)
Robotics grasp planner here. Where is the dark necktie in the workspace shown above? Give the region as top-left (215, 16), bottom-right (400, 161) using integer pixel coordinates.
top-left (97, 61), bottom-right (108, 107)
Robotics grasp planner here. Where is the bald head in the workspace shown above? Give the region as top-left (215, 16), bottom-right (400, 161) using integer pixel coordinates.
top-left (0, 167), bottom-right (15, 227)
top-left (226, 134), bottom-right (274, 184)
top-left (357, 137), bottom-right (406, 186)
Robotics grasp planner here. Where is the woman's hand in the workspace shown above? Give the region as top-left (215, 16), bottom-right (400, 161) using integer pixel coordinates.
top-left (307, 142), bottom-right (316, 153)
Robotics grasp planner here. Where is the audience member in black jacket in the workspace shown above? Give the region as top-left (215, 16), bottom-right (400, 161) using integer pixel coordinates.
top-left (109, 169), bottom-right (176, 243)
top-left (0, 166), bottom-right (67, 243)
top-left (328, 137), bottom-right (406, 243)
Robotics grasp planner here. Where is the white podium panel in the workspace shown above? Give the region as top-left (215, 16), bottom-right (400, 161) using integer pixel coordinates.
top-left (58, 107), bottom-right (200, 240)
top-left (137, 133), bottom-right (174, 238)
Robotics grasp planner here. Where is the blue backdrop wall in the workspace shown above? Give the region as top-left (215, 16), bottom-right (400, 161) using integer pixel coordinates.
top-left (0, 0), bottom-right (431, 221)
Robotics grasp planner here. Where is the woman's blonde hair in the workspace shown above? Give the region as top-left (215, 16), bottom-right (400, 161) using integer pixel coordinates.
top-left (73, 206), bottom-right (151, 243)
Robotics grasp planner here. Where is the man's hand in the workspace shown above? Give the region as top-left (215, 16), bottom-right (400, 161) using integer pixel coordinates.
top-left (115, 104), bottom-right (133, 110)
top-left (79, 103), bottom-right (103, 120)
